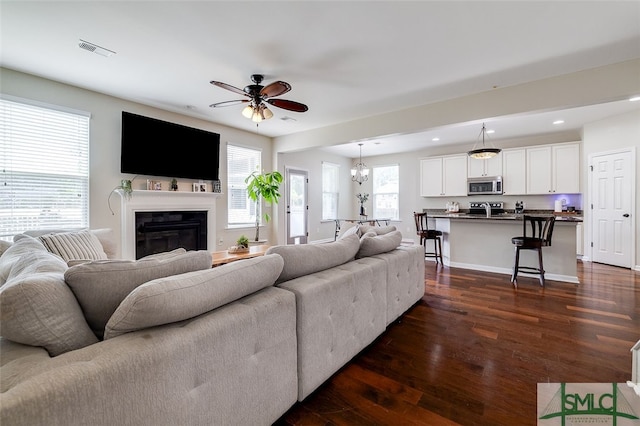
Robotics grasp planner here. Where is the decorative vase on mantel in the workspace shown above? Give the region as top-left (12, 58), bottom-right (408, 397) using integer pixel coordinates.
top-left (359, 204), bottom-right (366, 216)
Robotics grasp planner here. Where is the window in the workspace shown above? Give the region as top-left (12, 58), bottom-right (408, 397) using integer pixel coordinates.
top-left (372, 164), bottom-right (399, 220)
top-left (227, 144), bottom-right (261, 226)
top-left (322, 162), bottom-right (340, 220)
top-left (0, 96), bottom-right (90, 242)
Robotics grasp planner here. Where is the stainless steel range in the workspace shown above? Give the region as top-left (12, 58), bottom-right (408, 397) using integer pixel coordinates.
top-left (469, 201), bottom-right (505, 216)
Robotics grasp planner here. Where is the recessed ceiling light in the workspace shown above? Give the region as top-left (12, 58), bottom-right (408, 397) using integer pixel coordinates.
top-left (630, 96), bottom-right (640, 102)
top-left (486, 129), bottom-right (495, 134)
top-left (432, 137), bottom-right (440, 142)
top-left (553, 120), bottom-right (565, 125)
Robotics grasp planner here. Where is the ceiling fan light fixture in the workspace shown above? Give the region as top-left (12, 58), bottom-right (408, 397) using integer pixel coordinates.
top-left (242, 104), bottom-right (254, 119)
top-left (468, 123), bottom-right (501, 160)
top-left (262, 106), bottom-right (273, 120)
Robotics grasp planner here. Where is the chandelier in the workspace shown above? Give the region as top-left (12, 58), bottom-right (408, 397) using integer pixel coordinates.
top-left (468, 123), bottom-right (501, 159)
top-left (351, 143), bottom-right (369, 185)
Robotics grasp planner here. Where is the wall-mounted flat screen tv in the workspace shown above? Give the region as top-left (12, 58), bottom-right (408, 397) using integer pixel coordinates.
top-left (121, 111), bottom-right (220, 181)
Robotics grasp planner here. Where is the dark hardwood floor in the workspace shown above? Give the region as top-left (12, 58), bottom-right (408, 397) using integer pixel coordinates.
top-left (276, 261), bottom-right (640, 425)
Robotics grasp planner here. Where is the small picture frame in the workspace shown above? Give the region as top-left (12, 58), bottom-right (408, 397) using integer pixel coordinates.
top-left (147, 180), bottom-right (162, 191)
top-left (213, 180), bottom-right (222, 193)
top-left (193, 182), bottom-right (207, 193)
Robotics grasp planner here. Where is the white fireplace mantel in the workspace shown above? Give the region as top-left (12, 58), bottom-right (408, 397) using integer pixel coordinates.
top-left (118, 189), bottom-right (221, 259)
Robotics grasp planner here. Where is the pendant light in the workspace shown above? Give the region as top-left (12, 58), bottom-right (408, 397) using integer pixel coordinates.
top-left (468, 123), bottom-right (501, 159)
top-left (351, 143), bottom-right (369, 185)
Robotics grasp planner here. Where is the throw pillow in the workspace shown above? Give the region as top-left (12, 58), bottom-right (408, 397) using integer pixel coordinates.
top-left (64, 250), bottom-right (213, 338)
top-left (356, 230), bottom-right (403, 258)
top-left (0, 240), bottom-right (12, 257)
top-left (266, 233), bottom-right (360, 283)
top-left (38, 230), bottom-right (108, 262)
top-left (104, 254), bottom-right (284, 339)
top-left (0, 235), bottom-right (46, 286)
top-left (337, 222), bottom-right (360, 239)
top-left (0, 250), bottom-right (99, 356)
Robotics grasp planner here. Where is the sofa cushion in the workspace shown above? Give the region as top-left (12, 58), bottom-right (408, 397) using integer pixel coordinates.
top-left (0, 240), bottom-right (12, 257)
top-left (356, 230), bottom-right (402, 258)
top-left (0, 235), bottom-right (46, 286)
top-left (37, 230), bottom-right (108, 262)
top-left (0, 249), bottom-right (99, 356)
top-left (104, 254), bottom-right (284, 339)
top-left (266, 233), bottom-right (360, 283)
top-left (359, 224), bottom-right (397, 235)
top-left (65, 250), bottom-right (213, 338)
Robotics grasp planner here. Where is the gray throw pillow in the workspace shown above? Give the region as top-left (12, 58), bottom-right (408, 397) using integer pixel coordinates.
top-left (0, 250), bottom-right (98, 356)
top-left (104, 254), bottom-right (284, 339)
top-left (359, 224), bottom-right (397, 236)
top-left (0, 235), bottom-right (46, 286)
top-left (266, 234), bottom-right (360, 283)
top-left (356, 230), bottom-right (403, 258)
top-left (64, 250), bottom-right (212, 338)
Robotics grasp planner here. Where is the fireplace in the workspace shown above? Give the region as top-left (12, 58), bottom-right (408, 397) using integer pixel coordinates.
top-left (135, 211), bottom-right (207, 259)
top-left (117, 190), bottom-right (221, 260)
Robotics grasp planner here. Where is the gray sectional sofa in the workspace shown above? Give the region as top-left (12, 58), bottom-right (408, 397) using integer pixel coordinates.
top-left (0, 227), bottom-right (424, 426)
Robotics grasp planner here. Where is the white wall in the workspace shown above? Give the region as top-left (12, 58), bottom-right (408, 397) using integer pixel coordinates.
top-left (1, 68), bottom-right (273, 255)
top-left (583, 110), bottom-right (640, 269)
top-left (277, 149), bottom-right (353, 243)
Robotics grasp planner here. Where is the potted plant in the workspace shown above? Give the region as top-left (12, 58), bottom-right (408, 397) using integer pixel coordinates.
top-left (229, 234), bottom-right (250, 253)
top-left (245, 170), bottom-right (283, 242)
top-left (108, 179), bottom-right (133, 215)
top-left (356, 193), bottom-right (369, 216)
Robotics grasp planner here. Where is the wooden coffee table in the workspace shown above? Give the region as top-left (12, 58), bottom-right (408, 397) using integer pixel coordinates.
top-left (211, 244), bottom-right (270, 267)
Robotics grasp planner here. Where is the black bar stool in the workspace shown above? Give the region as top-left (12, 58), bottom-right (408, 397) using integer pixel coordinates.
top-left (511, 215), bottom-right (555, 287)
top-left (414, 212), bottom-right (443, 264)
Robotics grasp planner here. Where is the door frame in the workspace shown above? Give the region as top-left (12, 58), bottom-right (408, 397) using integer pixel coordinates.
top-left (285, 167), bottom-right (309, 245)
top-left (587, 146), bottom-right (636, 268)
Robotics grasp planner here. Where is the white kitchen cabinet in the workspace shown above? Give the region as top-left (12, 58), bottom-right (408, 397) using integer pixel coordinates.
top-left (420, 155), bottom-right (467, 197)
top-left (501, 148), bottom-right (526, 195)
top-left (467, 151), bottom-right (502, 178)
top-left (526, 142), bottom-right (580, 194)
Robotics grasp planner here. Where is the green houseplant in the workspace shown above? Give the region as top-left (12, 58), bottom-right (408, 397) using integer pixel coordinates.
top-left (108, 179), bottom-right (133, 215)
top-left (245, 170), bottom-right (283, 242)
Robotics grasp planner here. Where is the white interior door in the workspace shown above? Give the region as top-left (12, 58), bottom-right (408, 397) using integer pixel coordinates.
top-left (286, 168), bottom-right (308, 244)
top-left (591, 150), bottom-right (633, 267)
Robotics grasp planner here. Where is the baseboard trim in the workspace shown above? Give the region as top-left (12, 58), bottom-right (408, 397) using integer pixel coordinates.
top-left (448, 261), bottom-right (580, 284)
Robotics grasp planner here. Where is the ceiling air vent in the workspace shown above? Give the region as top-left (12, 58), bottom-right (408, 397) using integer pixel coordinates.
top-left (78, 39), bottom-right (115, 57)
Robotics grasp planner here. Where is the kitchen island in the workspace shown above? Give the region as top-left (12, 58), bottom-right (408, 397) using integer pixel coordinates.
top-left (426, 212), bottom-right (582, 284)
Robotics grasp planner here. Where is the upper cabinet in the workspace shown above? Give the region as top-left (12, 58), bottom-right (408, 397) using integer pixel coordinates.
top-left (526, 142), bottom-right (580, 194)
top-left (420, 155), bottom-right (467, 197)
top-left (502, 148), bottom-right (526, 195)
top-left (467, 152), bottom-right (503, 178)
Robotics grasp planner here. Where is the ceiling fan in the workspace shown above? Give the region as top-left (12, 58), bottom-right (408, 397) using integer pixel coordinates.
top-left (209, 74), bottom-right (308, 123)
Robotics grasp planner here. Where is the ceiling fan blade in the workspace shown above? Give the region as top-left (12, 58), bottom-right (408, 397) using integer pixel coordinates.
top-left (209, 99), bottom-right (249, 108)
top-left (210, 81), bottom-right (249, 97)
top-left (260, 81), bottom-right (291, 98)
top-left (267, 98), bottom-right (309, 113)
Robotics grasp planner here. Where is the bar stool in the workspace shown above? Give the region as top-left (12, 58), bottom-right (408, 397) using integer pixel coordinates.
top-left (414, 212), bottom-right (443, 264)
top-left (511, 215), bottom-right (555, 287)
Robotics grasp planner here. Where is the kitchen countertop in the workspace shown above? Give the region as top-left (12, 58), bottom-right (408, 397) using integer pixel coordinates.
top-left (426, 211), bottom-right (583, 222)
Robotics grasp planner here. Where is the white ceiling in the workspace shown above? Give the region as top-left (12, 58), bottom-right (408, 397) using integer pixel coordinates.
top-left (1, 1), bottom-right (639, 158)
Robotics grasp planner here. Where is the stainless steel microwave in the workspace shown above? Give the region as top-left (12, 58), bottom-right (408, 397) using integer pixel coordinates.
top-left (467, 176), bottom-right (503, 195)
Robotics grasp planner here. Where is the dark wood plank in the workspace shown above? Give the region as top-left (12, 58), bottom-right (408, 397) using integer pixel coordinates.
top-left (275, 261), bottom-right (639, 425)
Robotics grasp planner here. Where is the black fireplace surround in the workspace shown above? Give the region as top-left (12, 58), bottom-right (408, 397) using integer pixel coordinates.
top-left (135, 211), bottom-right (207, 259)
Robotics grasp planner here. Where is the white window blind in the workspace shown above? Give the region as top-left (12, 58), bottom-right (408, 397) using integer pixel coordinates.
top-left (227, 144), bottom-right (261, 226)
top-left (322, 162), bottom-right (340, 220)
top-left (0, 97), bottom-right (90, 242)
top-left (372, 164), bottom-right (399, 220)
